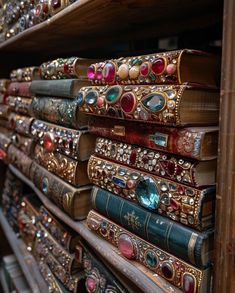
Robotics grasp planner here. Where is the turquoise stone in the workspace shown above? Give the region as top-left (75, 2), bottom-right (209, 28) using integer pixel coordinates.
top-left (85, 91), bottom-right (98, 105)
top-left (105, 86), bottom-right (121, 103)
top-left (135, 176), bottom-right (160, 209)
top-left (146, 251), bottom-right (158, 268)
top-left (42, 177), bottom-right (48, 194)
top-left (150, 132), bottom-right (168, 147)
top-left (142, 93), bottom-right (165, 112)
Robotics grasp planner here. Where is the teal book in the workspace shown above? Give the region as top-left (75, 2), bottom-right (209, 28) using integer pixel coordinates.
top-left (91, 186), bottom-right (214, 269)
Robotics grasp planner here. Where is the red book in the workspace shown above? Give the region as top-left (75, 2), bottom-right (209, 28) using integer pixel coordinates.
top-left (8, 82), bottom-right (31, 97)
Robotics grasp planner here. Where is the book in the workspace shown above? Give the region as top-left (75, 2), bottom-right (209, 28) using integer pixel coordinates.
top-left (0, 104), bottom-right (10, 119)
top-left (95, 137), bottom-right (217, 187)
top-left (8, 82), bottom-right (31, 97)
top-left (87, 210), bottom-right (212, 292)
top-left (33, 144), bottom-right (89, 186)
top-left (30, 161), bottom-right (92, 220)
top-left (91, 187), bottom-right (214, 268)
top-left (30, 119), bottom-right (96, 161)
top-left (88, 155), bottom-right (215, 230)
top-left (7, 96), bottom-right (32, 116)
top-left (30, 79), bottom-right (89, 98)
top-left (10, 67), bottom-right (40, 82)
top-left (9, 113), bottom-right (34, 136)
top-left (87, 49), bottom-right (220, 86)
top-left (89, 117), bottom-right (218, 160)
top-left (11, 133), bottom-right (35, 155)
top-left (78, 83), bottom-right (219, 126)
top-left (30, 96), bottom-right (88, 129)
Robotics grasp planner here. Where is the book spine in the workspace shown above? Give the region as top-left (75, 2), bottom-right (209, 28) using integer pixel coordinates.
top-left (89, 117), bottom-right (218, 160)
top-left (88, 155), bottom-right (215, 230)
top-left (9, 113), bottom-right (34, 136)
top-left (30, 80), bottom-right (75, 98)
top-left (8, 82), bottom-right (31, 97)
top-left (7, 96), bottom-right (32, 116)
top-left (91, 186), bottom-right (213, 268)
top-left (12, 134), bottom-right (35, 156)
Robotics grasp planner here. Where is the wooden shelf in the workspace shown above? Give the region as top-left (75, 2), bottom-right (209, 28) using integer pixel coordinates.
top-left (9, 164), bottom-right (182, 293)
top-left (0, 209), bottom-right (49, 293)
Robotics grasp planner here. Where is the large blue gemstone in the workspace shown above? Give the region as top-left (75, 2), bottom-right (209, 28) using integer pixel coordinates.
top-left (112, 176), bottom-right (126, 188)
top-left (135, 176), bottom-right (160, 209)
top-left (146, 251), bottom-right (158, 268)
top-left (42, 177), bottom-right (49, 194)
top-left (85, 90), bottom-right (98, 105)
top-left (142, 93), bottom-right (165, 112)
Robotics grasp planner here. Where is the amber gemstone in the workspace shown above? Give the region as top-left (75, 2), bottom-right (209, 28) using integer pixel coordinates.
top-left (152, 58), bottom-right (166, 75)
top-left (118, 234), bottom-right (135, 259)
top-left (120, 93), bottom-right (136, 113)
top-left (161, 262), bottom-right (174, 279)
top-left (183, 274), bottom-right (196, 293)
top-left (43, 133), bottom-right (55, 151)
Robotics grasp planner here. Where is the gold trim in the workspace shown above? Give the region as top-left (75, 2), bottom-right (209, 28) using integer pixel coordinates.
top-left (188, 232), bottom-right (198, 265)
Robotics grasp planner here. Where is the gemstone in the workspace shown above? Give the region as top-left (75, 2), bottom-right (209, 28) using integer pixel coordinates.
top-left (127, 179), bottom-right (135, 189)
top-left (129, 65), bottom-right (140, 79)
top-left (96, 68), bottom-right (103, 80)
top-left (120, 93), bottom-right (136, 113)
top-left (76, 92), bottom-right (84, 106)
top-left (130, 150), bottom-right (137, 165)
top-left (183, 274), bottom-right (196, 293)
top-left (140, 62), bottom-right (150, 76)
top-left (43, 133), bottom-right (55, 151)
top-left (85, 91), bottom-right (98, 105)
top-left (136, 176), bottom-right (160, 209)
top-left (64, 63), bottom-right (69, 74)
top-left (87, 65), bottom-right (96, 79)
top-left (42, 177), bottom-right (49, 194)
top-left (161, 194), bottom-right (170, 205)
top-left (142, 93), bottom-right (166, 112)
top-left (161, 262), bottom-right (174, 279)
top-left (166, 64), bottom-right (176, 75)
top-left (118, 234), bottom-right (135, 259)
top-left (152, 58), bottom-right (166, 75)
top-left (165, 90), bottom-right (176, 99)
top-left (117, 64), bottom-right (129, 79)
top-left (106, 86), bottom-right (122, 103)
top-left (100, 222), bottom-right (108, 236)
top-left (170, 198), bottom-right (180, 210)
top-left (139, 109), bottom-right (149, 120)
top-left (112, 176), bottom-right (126, 188)
top-left (103, 62), bottom-right (116, 83)
top-left (35, 4), bottom-right (41, 16)
top-left (97, 97), bottom-right (104, 107)
top-left (86, 276), bottom-right (97, 292)
top-left (146, 251), bottom-right (158, 268)
top-left (52, 0), bottom-right (61, 9)
top-left (0, 149), bottom-right (6, 159)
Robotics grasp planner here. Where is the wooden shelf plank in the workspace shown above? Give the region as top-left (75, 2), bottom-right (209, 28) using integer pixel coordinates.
top-left (9, 164), bottom-right (182, 293)
top-left (0, 209), bottom-right (49, 293)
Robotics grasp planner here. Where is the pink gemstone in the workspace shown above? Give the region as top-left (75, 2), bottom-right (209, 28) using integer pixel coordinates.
top-left (170, 198), bottom-right (180, 210)
top-left (0, 149), bottom-right (6, 159)
top-left (127, 179), bottom-right (135, 189)
top-left (35, 4), bottom-right (41, 16)
top-left (120, 93), bottom-right (135, 113)
top-left (129, 150), bottom-right (137, 165)
top-left (87, 65), bottom-right (96, 79)
top-left (96, 68), bottom-right (103, 80)
top-left (183, 274), bottom-right (196, 293)
top-left (97, 97), bottom-right (104, 107)
top-left (43, 133), bottom-right (55, 151)
top-left (64, 63), bottom-right (69, 74)
top-left (118, 234), bottom-right (135, 259)
top-left (178, 186), bottom-right (185, 194)
top-left (166, 64), bottom-right (176, 75)
top-left (86, 277), bottom-right (96, 292)
top-left (152, 57), bottom-right (166, 75)
top-left (140, 62), bottom-right (150, 76)
top-left (103, 62), bottom-right (116, 83)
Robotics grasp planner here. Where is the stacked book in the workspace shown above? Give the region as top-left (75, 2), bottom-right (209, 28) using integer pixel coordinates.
top-left (77, 49), bottom-right (220, 292)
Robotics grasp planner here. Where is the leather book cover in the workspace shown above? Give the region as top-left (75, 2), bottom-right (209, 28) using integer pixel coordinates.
top-left (30, 96), bottom-right (88, 129)
top-left (30, 161), bottom-right (92, 220)
top-left (8, 82), bottom-right (31, 97)
top-left (91, 186), bottom-right (214, 268)
top-left (9, 113), bottom-right (34, 136)
top-left (89, 117), bottom-right (218, 160)
top-left (11, 133), bottom-right (35, 156)
top-left (88, 155), bottom-right (215, 230)
top-left (87, 49), bottom-right (220, 86)
top-left (7, 96), bottom-right (32, 116)
top-left (10, 67), bottom-right (40, 82)
top-left (78, 83), bottom-right (219, 126)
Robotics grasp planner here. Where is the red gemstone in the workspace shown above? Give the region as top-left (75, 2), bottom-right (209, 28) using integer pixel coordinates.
top-left (103, 62), bottom-right (116, 83)
top-left (178, 185), bottom-right (185, 194)
top-left (130, 150), bottom-right (137, 165)
top-left (43, 3), bottom-right (49, 13)
top-left (170, 198), bottom-right (180, 210)
top-left (120, 93), bottom-right (135, 113)
top-left (118, 234), bottom-right (135, 259)
top-left (183, 274), bottom-right (196, 293)
top-left (35, 4), bottom-right (41, 16)
top-left (86, 277), bottom-right (97, 293)
top-left (52, 0), bottom-right (61, 9)
top-left (127, 179), bottom-right (135, 189)
top-left (64, 63), bottom-right (69, 74)
top-left (142, 155), bottom-right (149, 164)
top-left (140, 62), bottom-right (150, 76)
top-left (176, 165), bottom-right (183, 175)
top-left (161, 262), bottom-right (174, 279)
top-left (43, 133), bottom-right (55, 151)
top-left (167, 161), bottom-right (176, 176)
top-left (152, 58), bottom-right (166, 75)
top-left (0, 149), bottom-right (6, 159)
top-left (96, 68), bottom-right (103, 80)
top-left (97, 97), bottom-right (104, 107)
top-left (109, 230), bottom-right (115, 240)
top-left (87, 65), bottom-right (96, 79)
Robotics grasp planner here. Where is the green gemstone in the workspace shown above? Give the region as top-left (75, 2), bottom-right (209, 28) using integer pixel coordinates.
top-left (149, 72), bottom-right (156, 81)
top-left (106, 86), bottom-right (121, 103)
top-left (146, 251), bottom-right (158, 268)
top-left (131, 59), bottom-right (142, 66)
top-left (142, 93), bottom-right (165, 112)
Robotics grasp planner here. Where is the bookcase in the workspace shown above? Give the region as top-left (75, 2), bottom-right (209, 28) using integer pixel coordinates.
top-left (0, 0), bottom-right (233, 292)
